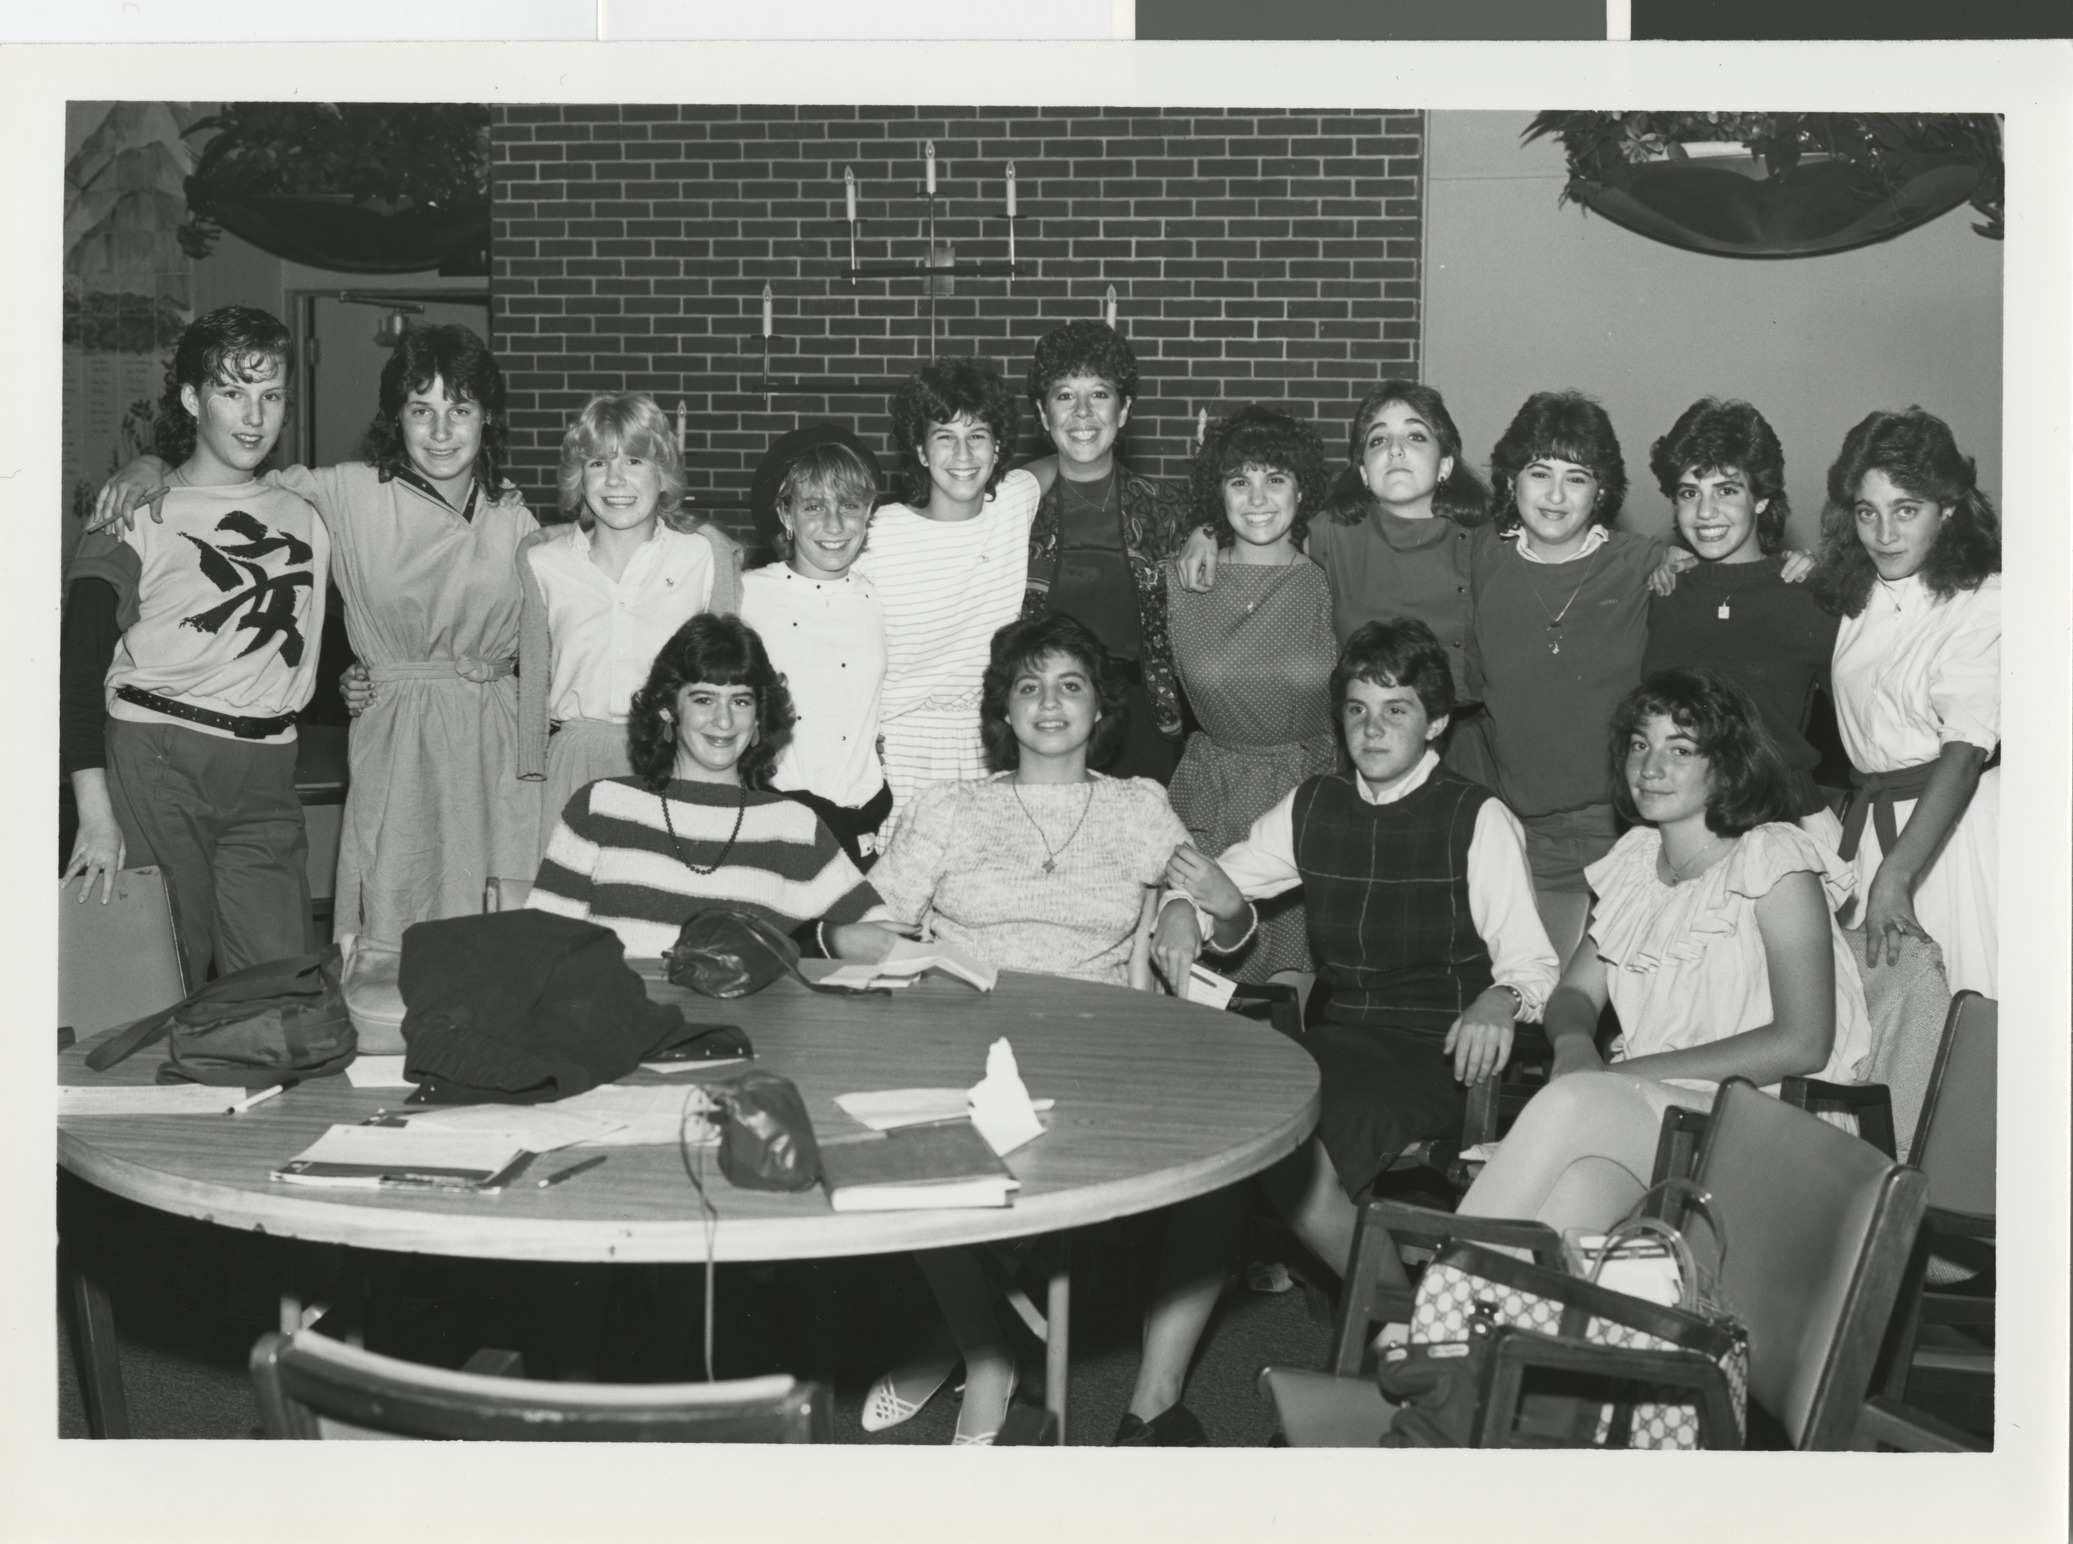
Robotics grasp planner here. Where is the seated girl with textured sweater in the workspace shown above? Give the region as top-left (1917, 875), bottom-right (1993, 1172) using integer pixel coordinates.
top-left (1456, 667), bottom-right (1871, 1233)
top-left (526, 613), bottom-right (892, 960)
top-left (854, 611), bottom-right (1192, 1445)
top-left (1128, 619), bottom-right (1558, 1442)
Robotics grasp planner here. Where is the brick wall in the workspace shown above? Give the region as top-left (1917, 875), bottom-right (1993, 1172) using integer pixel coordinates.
top-left (491, 104), bottom-right (1424, 544)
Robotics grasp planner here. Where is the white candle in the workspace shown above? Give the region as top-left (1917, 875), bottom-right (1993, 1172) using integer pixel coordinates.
top-left (762, 284), bottom-right (773, 338)
top-left (676, 400), bottom-right (687, 456)
top-left (1005, 162), bottom-right (1017, 218)
top-left (925, 141), bottom-right (937, 195)
top-left (1106, 285), bottom-right (1117, 329)
top-left (1197, 408), bottom-right (1208, 447)
top-left (845, 166), bottom-right (857, 223)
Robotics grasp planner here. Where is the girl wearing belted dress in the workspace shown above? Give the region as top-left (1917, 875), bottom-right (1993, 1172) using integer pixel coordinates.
top-left (1810, 408), bottom-right (2000, 997)
top-left (96, 324), bottom-right (541, 945)
top-left (514, 392), bottom-right (742, 855)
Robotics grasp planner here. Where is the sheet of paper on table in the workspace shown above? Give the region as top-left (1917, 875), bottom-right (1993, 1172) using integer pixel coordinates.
top-left (819, 937), bottom-right (997, 993)
top-left (60, 1083), bottom-right (283, 1117)
top-left (834, 1088), bottom-right (1057, 1132)
top-left (392, 1105), bottom-right (623, 1151)
top-left (345, 1054), bottom-right (414, 1089)
top-left (272, 1125), bottom-right (532, 1190)
top-left (1184, 962), bottom-right (1238, 1010)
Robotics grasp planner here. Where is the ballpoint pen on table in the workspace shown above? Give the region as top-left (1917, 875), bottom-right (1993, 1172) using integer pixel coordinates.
top-left (538, 1155), bottom-right (609, 1188)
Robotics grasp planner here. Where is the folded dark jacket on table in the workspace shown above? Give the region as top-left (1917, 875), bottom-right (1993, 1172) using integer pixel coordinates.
top-left (399, 911), bottom-right (693, 1104)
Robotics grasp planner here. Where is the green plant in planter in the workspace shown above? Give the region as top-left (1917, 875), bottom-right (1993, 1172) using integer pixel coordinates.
top-left (177, 102), bottom-right (492, 261)
top-left (1525, 112), bottom-right (2003, 242)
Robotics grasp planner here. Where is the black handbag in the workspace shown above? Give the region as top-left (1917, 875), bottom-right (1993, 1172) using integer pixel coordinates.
top-left (706, 1068), bottom-right (822, 1192)
top-left (664, 910), bottom-right (870, 999)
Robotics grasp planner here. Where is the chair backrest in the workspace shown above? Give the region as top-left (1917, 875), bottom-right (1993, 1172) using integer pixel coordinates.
top-left (1909, 992), bottom-right (1996, 1219)
top-left (57, 865), bottom-right (187, 1036)
top-left (251, 1331), bottom-right (830, 1441)
top-left (484, 877), bottom-right (534, 913)
top-left (1843, 925), bottom-right (1951, 1160)
top-left (1687, 1080), bottom-right (1928, 1449)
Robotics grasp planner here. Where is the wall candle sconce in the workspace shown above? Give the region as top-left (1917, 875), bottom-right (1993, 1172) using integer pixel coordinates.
top-left (843, 141), bottom-right (1021, 286)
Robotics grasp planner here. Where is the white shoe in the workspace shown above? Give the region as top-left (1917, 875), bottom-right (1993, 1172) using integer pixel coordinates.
top-left (950, 1361), bottom-right (1019, 1446)
top-left (861, 1351), bottom-right (958, 1433)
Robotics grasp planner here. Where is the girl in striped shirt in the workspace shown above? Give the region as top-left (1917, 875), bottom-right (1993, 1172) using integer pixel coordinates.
top-left (852, 358), bottom-right (1043, 820)
top-left (527, 614), bottom-right (892, 959)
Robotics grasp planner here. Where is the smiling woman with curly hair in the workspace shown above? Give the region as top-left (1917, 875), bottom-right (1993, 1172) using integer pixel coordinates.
top-left (527, 615), bottom-right (893, 961)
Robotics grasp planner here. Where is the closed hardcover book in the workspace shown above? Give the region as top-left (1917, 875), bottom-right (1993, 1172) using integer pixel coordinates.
top-left (819, 1120), bottom-right (1019, 1212)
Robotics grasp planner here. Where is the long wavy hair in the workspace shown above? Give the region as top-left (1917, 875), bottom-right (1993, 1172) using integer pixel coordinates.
top-left (152, 305), bottom-right (293, 465)
top-left (358, 323), bottom-right (511, 495)
top-left (1807, 407), bottom-right (2001, 618)
top-left (888, 357), bottom-right (1020, 507)
top-left (1487, 390), bottom-right (1628, 530)
top-left (1189, 405), bottom-right (1331, 550)
top-left (626, 615), bottom-right (795, 792)
top-left (1649, 398), bottom-right (1792, 556)
top-left (978, 611), bottom-right (1132, 772)
top-left (1325, 380), bottom-right (1489, 528)
top-left (556, 392), bottom-right (688, 527)
top-left (1608, 668), bottom-right (1794, 837)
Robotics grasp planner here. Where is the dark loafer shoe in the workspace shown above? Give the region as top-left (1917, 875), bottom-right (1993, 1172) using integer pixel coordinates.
top-left (1110, 1403), bottom-right (1209, 1446)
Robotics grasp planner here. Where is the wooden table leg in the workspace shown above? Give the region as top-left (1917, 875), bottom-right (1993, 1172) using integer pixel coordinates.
top-left (60, 1240), bottom-right (130, 1439)
top-left (1044, 1232), bottom-right (1071, 1445)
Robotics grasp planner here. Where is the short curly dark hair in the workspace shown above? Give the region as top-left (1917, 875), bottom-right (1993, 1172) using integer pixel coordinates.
top-left (1324, 380), bottom-right (1490, 529)
top-left (627, 615), bottom-right (795, 793)
top-left (1808, 407), bottom-right (2001, 618)
top-left (1026, 320), bottom-right (1140, 410)
top-left (1189, 405), bottom-right (1331, 550)
top-left (978, 612), bottom-right (1132, 773)
top-left (888, 357), bottom-right (1020, 508)
top-left (1608, 668), bottom-right (1794, 837)
top-left (1330, 618), bottom-right (1456, 724)
top-left (153, 305), bottom-right (293, 466)
top-left (1488, 390), bottom-right (1628, 530)
top-left (1649, 399), bottom-right (1791, 556)
top-left (358, 323), bottom-right (511, 496)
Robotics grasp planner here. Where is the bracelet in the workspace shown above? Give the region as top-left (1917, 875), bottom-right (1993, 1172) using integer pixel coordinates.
top-left (1490, 983), bottom-right (1525, 1017)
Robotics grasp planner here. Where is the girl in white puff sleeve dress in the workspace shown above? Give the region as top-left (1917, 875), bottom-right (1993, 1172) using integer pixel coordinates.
top-left (1457, 668), bottom-right (1871, 1234)
top-left (1812, 408), bottom-right (2000, 999)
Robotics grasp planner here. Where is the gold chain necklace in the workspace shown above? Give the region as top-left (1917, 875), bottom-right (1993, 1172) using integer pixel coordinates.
top-left (1010, 779), bottom-right (1097, 875)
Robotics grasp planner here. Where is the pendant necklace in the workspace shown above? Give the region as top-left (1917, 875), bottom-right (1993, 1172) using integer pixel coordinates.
top-left (659, 781), bottom-right (749, 875)
top-left (1527, 558), bottom-right (1594, 655)
top-left (1717, 595), bottom-right (1733, 621)
top-left (1662, 833), bottom-right (1728, 884)
top-left (1012, 779), bottom-right (1097, 874)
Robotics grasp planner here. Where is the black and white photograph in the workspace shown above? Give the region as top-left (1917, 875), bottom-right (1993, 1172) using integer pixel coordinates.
top-left (12, 32), bottom-right (2069, 1543)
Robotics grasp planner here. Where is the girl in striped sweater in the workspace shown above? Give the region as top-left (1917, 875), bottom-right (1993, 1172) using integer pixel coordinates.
top-left (527, 614), bottom-right (894, 959)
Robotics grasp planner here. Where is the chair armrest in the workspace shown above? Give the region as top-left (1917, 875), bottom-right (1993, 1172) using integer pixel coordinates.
top-left (1855, 1394), bottom-right (1986, 1452)
top-left (1480, 1331), bottom-right (1742, 1449)
top-left (1781, 1077), bottom-right (1896, 1157)
top-left (1363, 1199), bottom-right (1566, 1265)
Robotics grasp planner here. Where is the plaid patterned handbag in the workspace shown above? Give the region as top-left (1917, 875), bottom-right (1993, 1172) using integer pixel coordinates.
top-left (1387, 1228), bottom-right (1749, 1449)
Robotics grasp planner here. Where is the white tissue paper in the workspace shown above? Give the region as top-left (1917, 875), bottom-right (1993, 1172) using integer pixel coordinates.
top-left (966, 1038), bottom-right (1045, 1156)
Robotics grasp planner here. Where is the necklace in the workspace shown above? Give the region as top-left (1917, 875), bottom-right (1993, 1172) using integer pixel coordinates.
top-left (1662, 833), bottom-right (1729, 883)
top-left (1011, 778), bottom-right (1097, 874)
top-left (1525, 557), bottom-right (1596, 655)
top-left (659, 781), bottom-right (749, 875)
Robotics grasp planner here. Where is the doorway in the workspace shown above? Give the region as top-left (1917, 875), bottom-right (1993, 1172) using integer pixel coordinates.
top-left (293, 290), bottom-right (492, 466)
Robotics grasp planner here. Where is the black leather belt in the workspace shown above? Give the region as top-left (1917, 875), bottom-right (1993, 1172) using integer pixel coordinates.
top-left (116, 685), bottom-right (296, 740)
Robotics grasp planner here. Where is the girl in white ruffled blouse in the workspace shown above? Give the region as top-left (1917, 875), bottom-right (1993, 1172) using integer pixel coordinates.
top-left (1459, 667), bottom-right (1871, 1232)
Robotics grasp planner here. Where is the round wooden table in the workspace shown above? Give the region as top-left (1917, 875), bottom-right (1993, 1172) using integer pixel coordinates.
top-left (60, 964), bottom-right (1320, 1441)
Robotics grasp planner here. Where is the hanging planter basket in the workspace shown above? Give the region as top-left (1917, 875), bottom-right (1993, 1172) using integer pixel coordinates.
top-left (1525, 113), bottom-right (2002, 261)
top-left (1571, 151), bottom-right (1985, 259)
top-left (205, 192), bottom-right (490, 274)
top-left (179, 103), bottom-right (491, 275)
